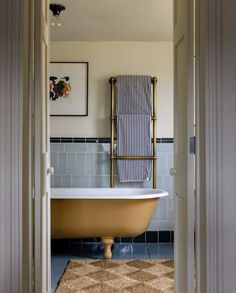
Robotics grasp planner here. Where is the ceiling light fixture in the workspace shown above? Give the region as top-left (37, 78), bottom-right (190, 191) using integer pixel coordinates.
top-left (50, 4), bottom-right (66, 29)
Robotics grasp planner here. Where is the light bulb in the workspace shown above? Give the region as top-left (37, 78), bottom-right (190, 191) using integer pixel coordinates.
top-left (51, 16), bottom-right (62, 29)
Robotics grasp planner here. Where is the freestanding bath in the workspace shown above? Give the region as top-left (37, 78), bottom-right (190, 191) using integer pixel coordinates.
top-left (51, 188), bottom-right (168, 259)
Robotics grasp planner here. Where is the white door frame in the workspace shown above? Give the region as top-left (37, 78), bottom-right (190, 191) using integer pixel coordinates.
top-left (195, 0), bottom-right (207, 292)
top-left (23, 0), bottom-right (35, 291)
top-left (196, 0), bottom-right (236, 293)
top-left (34, 0), bottom-right (50, 292)
top-left (173, 0), bottom-right (195, 291)
top-left (0, 0), bottom-right (25, 292)
top-left (197, 0), bottom-right (236, 293)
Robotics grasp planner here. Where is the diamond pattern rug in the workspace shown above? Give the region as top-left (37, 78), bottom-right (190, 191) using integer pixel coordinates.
top-left (56, 259), bottom-right (174, 293)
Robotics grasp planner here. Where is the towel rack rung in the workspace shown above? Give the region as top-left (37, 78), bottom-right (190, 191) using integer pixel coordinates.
top-left (109, 76), bottom-right (158, 84)
top-left (111, 156), bottom-right (157, 160)
top-left (110, 116), bottom-right (157, 121)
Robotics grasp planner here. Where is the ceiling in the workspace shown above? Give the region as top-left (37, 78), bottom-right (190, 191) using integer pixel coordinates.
top-left (50, 0), bottom-right (173, 42)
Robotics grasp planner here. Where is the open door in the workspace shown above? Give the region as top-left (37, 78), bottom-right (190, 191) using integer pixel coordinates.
top-left (34, 0), bottom-right (51, 292)
top-left (173, 0), bottom-right (195, 292)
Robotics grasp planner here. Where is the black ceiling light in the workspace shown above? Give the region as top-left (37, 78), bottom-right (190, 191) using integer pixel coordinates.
top-left (50, 4), bottom-right (66, 29)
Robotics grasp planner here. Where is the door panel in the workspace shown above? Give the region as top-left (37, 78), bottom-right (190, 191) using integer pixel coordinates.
top-left (34, 0), bottom-right (50, 292)
top-left (174, 0), bottom-right (195, 292)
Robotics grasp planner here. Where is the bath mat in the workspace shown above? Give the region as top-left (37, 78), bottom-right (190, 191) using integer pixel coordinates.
top-left (56, 259), bottom-right (174, 293)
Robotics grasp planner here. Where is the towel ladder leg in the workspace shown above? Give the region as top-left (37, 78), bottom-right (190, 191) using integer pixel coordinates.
top-left (110, 77), bottom-right (115, 188)
top-left (153, 77), bottom-right (158, 189)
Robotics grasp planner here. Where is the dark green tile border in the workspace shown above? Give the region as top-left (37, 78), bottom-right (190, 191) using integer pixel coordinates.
top-left (52, 231), bottom-right (174, 245)
top-left (50, 137), bottom-right (174, 144)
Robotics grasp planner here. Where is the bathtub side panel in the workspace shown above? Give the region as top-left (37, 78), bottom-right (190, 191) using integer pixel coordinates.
top-left (51, 199), bottom-right (159, 238)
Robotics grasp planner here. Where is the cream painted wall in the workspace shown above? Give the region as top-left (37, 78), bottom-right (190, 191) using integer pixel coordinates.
top-left (50, 41), bottom-right (173, 138)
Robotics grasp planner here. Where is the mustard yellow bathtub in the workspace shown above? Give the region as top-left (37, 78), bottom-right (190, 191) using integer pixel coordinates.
top-left (51, 188), bottom-right (168, 259)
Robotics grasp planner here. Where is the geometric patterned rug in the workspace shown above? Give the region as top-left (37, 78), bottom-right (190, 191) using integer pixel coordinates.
top-left (56, 259), bottom-right (174, 293)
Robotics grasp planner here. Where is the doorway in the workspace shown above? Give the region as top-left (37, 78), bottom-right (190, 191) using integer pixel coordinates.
top-left (32, 0), bottom-right (196, 292)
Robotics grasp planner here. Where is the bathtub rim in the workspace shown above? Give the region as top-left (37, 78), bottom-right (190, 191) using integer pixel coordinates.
top-left (50, 188), bottom-right (168, 199)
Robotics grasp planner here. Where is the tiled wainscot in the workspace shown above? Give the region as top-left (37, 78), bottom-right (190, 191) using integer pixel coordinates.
top-left (50, 137), bottom-right (174, 234)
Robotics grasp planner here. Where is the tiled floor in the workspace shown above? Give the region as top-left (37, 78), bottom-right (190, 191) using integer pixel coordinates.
top-left (51, 242), bottom-right (174, 292)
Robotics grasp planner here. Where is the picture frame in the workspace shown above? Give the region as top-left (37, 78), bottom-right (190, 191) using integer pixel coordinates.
top-left (49, 62), bottom-right (89, 116)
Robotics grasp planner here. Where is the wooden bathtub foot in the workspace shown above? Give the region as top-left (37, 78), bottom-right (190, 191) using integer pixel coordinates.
top-left (101, 237), bottom-right (114, 260)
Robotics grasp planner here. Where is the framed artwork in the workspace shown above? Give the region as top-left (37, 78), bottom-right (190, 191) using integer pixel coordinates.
top-left (49, 62), bottom-right (89, 116)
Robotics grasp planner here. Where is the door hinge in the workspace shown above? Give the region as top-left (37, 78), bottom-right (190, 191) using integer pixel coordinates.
top-left (189, 136), bottom-right (196, 154)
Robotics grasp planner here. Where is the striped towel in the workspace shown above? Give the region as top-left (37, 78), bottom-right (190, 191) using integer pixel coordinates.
top-left (116, 75), bottom-right (152, 182)
top-left (116, 75), bottom-right (152, 114)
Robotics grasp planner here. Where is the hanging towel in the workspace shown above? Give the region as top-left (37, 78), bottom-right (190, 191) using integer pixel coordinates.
top-left (116, 75), bottom-right (152, 182)
top-left (116, 75), bottom-right (152, 114)
top-left (117, 114), bottom-right (152, 182)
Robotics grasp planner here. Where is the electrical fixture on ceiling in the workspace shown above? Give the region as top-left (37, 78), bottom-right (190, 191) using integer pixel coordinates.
top-left (50, 4), bottom-right (66, 29)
